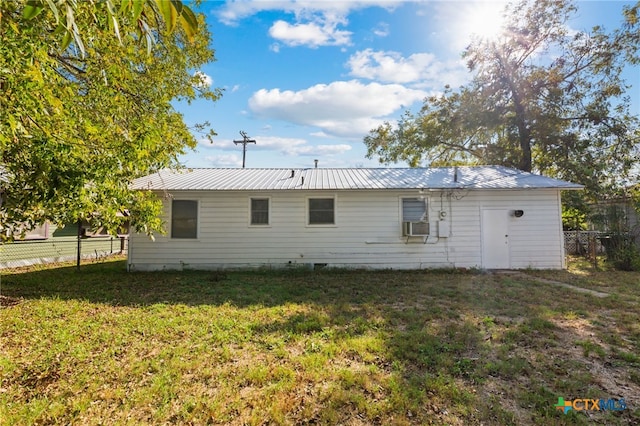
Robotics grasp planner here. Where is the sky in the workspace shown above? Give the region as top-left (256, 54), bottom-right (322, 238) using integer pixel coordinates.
top-left (177, 0), bottom-right (640, 169)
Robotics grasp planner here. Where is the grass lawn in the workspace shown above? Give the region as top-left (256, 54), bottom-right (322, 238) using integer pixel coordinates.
top-left (1, 257), bottom-right (638, 425)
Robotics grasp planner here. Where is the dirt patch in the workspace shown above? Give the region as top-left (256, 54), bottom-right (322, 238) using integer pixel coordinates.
top-left (0, 295), bottom-right (22, 308)
top-left (552, 317), bottom-right (640, 405)
top-left (475, 303), bottom-right (638, 424)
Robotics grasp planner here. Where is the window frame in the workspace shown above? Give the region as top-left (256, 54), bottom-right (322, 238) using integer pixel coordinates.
top-left (14, 223), bottom-right (49, 241)
top-left (306, 195), bottom-right (337, 227)
top-left (170, 199), bottom-right (199, 239)
top-left (249, 197), bottom-right (271, 227)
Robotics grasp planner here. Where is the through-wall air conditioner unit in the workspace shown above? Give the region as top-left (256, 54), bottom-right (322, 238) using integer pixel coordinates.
top-left (402, 221), bottom-right (430, 236)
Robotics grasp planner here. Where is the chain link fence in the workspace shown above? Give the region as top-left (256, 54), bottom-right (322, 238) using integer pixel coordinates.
top-left (0, 236), bottom-right (128, 269)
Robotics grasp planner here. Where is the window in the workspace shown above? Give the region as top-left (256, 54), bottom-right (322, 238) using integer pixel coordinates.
top-left (13, 223), bottom-right (49, 240)
top-left (171, 200), bottom-right (198, 238)
top-left (308, 198), bottom-right (335, 225)
top-left (402, 198), bottom-right (427, 222)
top-left (402, 198), bottom-right (429, 236)
top-left (250, 198), bottom-right (270, 225)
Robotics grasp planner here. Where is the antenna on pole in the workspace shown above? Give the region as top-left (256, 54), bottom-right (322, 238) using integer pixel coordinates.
top-left (233, 131), bottom-right (256, 168)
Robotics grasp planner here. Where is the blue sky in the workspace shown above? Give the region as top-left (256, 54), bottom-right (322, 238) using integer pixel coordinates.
top-left (177, 0), bottom-right (639, 169)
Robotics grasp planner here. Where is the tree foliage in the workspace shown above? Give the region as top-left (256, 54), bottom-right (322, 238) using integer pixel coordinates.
top-left (364, 0), bottom-right (640, 200)
top-left (18, 0), bottom-right (200, 56)
top-left (0, 0), bottom-right (220, 239)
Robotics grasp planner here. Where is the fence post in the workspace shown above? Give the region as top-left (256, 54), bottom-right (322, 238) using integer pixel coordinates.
top-left (588, 233), bottom-right (596, 269)
top-left (77, 220), bottom-right (82, 270)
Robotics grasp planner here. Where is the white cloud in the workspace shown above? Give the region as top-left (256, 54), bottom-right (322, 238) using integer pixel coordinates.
top-left (348, 49), bottom-right (434, 83)
top-left (198, 138), bottom-right (231, 150)
top-left (199, 136), bottom-right (351, 158)
top-left (215, 1), bottom-right (398, 48)
top-left (372, 22), bottom-right (390, 37)
top-left (347, 49), bottom-right (468, 87)
top-left (248, 80), bottom-right (427, 137)
top-left (193, 71), bottom-right (213, 89)
top-left (257, 136), bottom-right (351, 156)
top-left (269, 19), bottom-right (352, 47)
top-left (293, 143), bottom-right (352, 156)
top-left (199, 136), bottom-right (285, 153)
top-left (205, 154), bottom-right (242, 167)
top-left (252, 136), bottom-right (307, 152)
top-left (216, 1), bottom-right (398, 26)
top-left (309, 118), bottom-right (388, 138)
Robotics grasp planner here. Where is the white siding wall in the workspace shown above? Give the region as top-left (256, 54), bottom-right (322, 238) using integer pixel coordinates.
top-left (128, 189), bottom-right (565, 270)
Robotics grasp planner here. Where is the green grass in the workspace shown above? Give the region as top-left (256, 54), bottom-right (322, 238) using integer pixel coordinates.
top-left (1, 257), bottom-right (639, 425)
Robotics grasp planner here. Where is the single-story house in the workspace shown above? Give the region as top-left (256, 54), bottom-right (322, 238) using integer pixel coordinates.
top-left (128, 166), bottom-right (582, 271)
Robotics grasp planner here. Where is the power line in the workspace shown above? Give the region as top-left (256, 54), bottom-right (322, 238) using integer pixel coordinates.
top-left (233, 131), bottom-right (256, 168)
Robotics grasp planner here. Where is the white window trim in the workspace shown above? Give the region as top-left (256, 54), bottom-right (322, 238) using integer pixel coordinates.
top-left (306, 194), bottom-right (338, 227)
top-left (170, 198), bottom-right (200, 240)
top-left (248, 196), bottom-right (271, 227)
top-left (18, 223), bottom-right (49, 240)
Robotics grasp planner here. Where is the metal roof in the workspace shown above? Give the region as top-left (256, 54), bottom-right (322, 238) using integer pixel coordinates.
top-left (131, 166), bottom-right (583, 191)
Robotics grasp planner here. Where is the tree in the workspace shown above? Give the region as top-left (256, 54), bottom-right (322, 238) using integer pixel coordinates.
top-left (18, 0), bottom-right (201, 57)
top-left (364, 0), bottom-right (640, 201)
top-left (0, 0), bottom-right (220, 239)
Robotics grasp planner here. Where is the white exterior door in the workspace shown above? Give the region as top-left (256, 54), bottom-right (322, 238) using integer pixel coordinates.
top-left (481, 209), bottom-right (510, 269)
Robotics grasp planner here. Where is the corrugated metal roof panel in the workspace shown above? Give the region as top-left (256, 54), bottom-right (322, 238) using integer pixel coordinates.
top-left (131, 166), bottom-right (583, 191)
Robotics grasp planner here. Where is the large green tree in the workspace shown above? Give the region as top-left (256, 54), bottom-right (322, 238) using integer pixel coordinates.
top-left (0, 0), bottom-right (220, 238)
top-left (364, 0), bottom-right (640, 200)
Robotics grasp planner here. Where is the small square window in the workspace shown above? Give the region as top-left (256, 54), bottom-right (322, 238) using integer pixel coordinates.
top-left (251, 198), bottom-right (269, 225)
top-left (309, 198), bottom-right (335, 225)
top-left (172, 200), bottom-right (198, 239)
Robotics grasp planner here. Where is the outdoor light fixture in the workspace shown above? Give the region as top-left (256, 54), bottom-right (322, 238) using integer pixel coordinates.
top-left (513, 209), bottom-right (524, 218)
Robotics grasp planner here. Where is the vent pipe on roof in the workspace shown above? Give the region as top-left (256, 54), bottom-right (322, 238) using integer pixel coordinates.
top-left (314, 159), bottom-right (318, 168)
top-left (291, 170), bottom-right (295, 178)
top-left (454, 166), bottom-right (458, 183)
top-left (301, 176), bottom-right (305, 185)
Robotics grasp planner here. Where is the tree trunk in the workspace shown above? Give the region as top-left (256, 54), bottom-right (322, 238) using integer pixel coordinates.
top-left (508, 81), bottom-right (532, 172)
top-left (515, 104), bottom-right (532, 172)
top-left (499, 54), bottom-right (533, 172)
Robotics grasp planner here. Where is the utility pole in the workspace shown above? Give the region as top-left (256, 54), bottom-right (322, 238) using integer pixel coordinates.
top-left (233, 131), bottom-right (256, 168)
